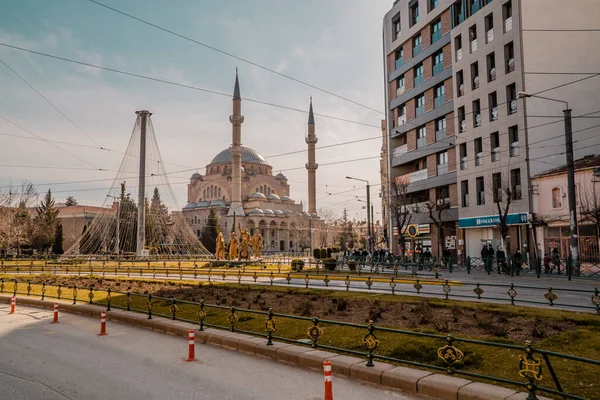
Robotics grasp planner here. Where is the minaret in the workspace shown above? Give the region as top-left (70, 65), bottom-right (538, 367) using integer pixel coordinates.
top-left (228, 69), bottom-right (244, 220)
top-left (306, 98), bottom-right (318, 214)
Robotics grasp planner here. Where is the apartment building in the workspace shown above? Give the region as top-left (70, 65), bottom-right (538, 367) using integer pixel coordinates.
top-left (383, 0), bottom-right (600, 259)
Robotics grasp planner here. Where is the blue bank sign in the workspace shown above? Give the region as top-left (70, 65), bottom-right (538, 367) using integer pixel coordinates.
top-left (459, 213), bottom-right (529, 228)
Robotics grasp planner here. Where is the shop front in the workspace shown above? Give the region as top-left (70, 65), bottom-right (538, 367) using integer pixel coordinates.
top-left (401, 223), bottom-right (431, 259)
top-left (459, 213), bottom-right (530, 259)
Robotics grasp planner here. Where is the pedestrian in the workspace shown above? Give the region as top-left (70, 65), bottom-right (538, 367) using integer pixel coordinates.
top-left (442, 247), bottom-right (451, 269)
top-left (496, 246), bottom-right (507, 274)
top-left (543, 253), bottom-right (551, 274)
top-left (552, 247), bottom-right (560, 274)
top-left (513, 249), bottom-right (522, 276)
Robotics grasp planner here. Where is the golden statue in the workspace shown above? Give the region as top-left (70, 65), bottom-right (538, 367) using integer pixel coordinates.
top-left (215, 232), bottom-right (225, 260)
top-left (228, 231), bottom-right (238, 260)
top-left (252, 230), bottom-right (263, 259)
top-left (238, 223), bottom-right (251, 261)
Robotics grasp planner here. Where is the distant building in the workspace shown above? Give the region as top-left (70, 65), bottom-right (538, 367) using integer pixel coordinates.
top-left (55, 203), bottom-right (116, 251)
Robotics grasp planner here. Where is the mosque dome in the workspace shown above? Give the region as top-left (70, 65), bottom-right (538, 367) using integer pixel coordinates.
top-left (191, 172), bottom-right (203, 179)
top-left (263, 209), bottom-right (275, 215)
top-left (197, 201), bottom-right (210, 207)
top-left (283, 209), bottom-right (294, 215)
top-left (280, 196), bottom-right (292, 202)
top-left (275, 173), bottom-right (287, 179)
top-left (210, 200), bottom-right (227, 207)
top-left (248, 208), bottom-right (264, 215)
top-left (249, 192), bottom-right (267, 199)
top-left (274, 210), bottom-right (284, 216)
top-left (210, 147), bottom-right (269, 165)
top-left (184, 202), bottom-right (197, 209)
top-left (267, 193), bottom-right (281, 201)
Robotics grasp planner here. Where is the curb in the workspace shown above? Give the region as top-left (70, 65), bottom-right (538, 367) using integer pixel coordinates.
top-left (0, 295), bottom-right (549, 400)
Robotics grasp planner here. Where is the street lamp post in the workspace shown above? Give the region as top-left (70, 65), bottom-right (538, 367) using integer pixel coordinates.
top-left (107, 195), bottom-right (120, 257)
top-left (347, 176), bottom-right (372, 253)
top-left (517, 92), bottom-right (579, 275)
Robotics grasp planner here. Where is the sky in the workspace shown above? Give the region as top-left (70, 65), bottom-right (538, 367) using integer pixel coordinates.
top-left (0, 0), bottom-right (392, 222)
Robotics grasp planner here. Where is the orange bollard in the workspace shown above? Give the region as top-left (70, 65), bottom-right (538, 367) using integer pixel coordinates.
top-left (52, 303), bottom-right (59, 324)
top-left (98, 311), bottom-right (108, 336)
top-left (324, 360), bottom-right (333, 400)
top-left (9, 296), bottom-right (16, 314)
top-left (185, 329), bottom-right (197, 361)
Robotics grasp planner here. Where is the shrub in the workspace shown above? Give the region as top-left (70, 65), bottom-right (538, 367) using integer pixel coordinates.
top-left (326, 248), bottom-right (332, 258)
top-left (322, 257), bottom-right (337, 271)
top-left (313, 248), bottom-right (321, 259)
top-left (320, 248), bottom-right (327, 259)
top-left (291, 259), bottom-right (305, 272)
top-left (348, 260), bottom-right (357, 271)
top-left (331, 247), bottom-right (339, 253)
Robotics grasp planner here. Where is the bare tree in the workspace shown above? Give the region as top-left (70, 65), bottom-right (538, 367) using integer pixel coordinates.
top-left (426, 197), bottom-right (450, 258)
top-left (318, 208), bottom-right (336, 247)
top-left (0, 181), bottom-right (38, 254)
top-left (489, 171), bottom-right (513, 251)
top-left (578, 181), bottom-right (600, 255)
top-left (389, 180), bottom-right (413, 256)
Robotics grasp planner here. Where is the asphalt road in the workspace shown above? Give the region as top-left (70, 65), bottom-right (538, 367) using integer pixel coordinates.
top-left (0, 304), bottom-right (423, 400)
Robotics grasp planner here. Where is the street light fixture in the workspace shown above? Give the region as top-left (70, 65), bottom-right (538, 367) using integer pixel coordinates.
top-left (347, 176), bottom-right (373, 253)
top-left (517, 91), bottom-right (579, 275)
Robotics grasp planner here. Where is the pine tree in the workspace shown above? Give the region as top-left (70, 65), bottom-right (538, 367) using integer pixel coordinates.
top-left (53, 222), bottom-right (64, 254)
top-left (200, 208), bottom-right (220, 253)
top-left (65, 196), bottom-right (78, 206)
top-left (31, 189), bottom-right (59, 253)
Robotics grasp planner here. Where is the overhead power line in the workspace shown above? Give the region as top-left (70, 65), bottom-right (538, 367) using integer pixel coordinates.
top-left (85, 0), bottom-right (383, 114)
top-left (0, 42), bottom-right (380, 130)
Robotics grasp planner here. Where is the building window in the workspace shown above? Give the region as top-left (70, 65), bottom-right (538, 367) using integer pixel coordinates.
top-left (397, 104), bottom-right (407, 125)
top-left (430, 0), bottom-right (439, 11)
top-left (471, 0), bottom-right (481, 15)
top-left (458, 106), bottom-right (466, 132)
top-left (476, 176), bottom-right (485, 205)
top-left (411, 2), bottom-right (420, 26)
top-left (433, 50), bottom-right (444, 76)
top-left (505, 41), bottom-right (515, 73)
top-left (491, 131), bottom-right (500, 161)
top-left (503, 0), bottom-right (513, 32)
top-left (437, 185), bottom-right (450, 201)
top-left (431, 19), bottom-right (442, 43)
top-left (413, 34), bottom-right (423, 56)
top-left (473, 99), bottom-right (481, 127)
top-left (416, 94), bottom-right (425, 116)
top-left (417, 126), bottom-right (427, 148)
top-left (395, 47), bottom-right (404, 69)
top-left (507, 83), bottom-right (517, 114)
top-left (511, 168), bottom-right (522, 200)
top-left (455, 35), bottom-right (463, 61)
top-left (475, 137), bottom-right (483, 166)
top-left (397, 74), bottom-right (405, 96)
top-left (489, 91), bottom-right (498, 121)
top-left (460, 143), bottom-right (468, 170)
top-left (493, 172), bottom-right (502, 202)
top-left (436, 117), bottom-right (447, 141)
top-left (469, 25), bottom-right (477, 53)
top-left (509, 125), bottom-right (519, 156)
top-left (453, 1), bottom-right (465, 27)
top-left (434, 84), bottom-right (445, 108)
top-left (437, 151), bottom-right (449, 175)
top-left (393, 16), bottom-right (401, 40)
top-left (461, 180), bottom-right (469, 207)
top-left (414, 63), bottom-right (425, 86)
top-left (485, 54), bottom-right (496, 83)
top-left (471, 61), bottom-right (479, 89)
top-left (552, 187), bottom-right (563, 209)
top-left (485, 13), bottom-right (494, 43)
top-left (457, 70), bottom-right (464, 97)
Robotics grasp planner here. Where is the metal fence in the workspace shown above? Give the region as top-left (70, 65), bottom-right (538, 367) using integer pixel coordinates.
top-left (2, 279), bottom-right (598, 400)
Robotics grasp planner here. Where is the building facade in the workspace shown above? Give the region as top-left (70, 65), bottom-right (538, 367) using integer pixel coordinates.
top-left (383, 0), bottom-right (600, 260)
top-left (182, 72), bottom-right (321, 253)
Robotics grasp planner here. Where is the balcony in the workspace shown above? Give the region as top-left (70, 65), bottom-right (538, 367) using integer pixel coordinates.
top-left (460, 157), bottom-right (468, 170)
top-left (475, 152), bottom-right (483, 166)
top-left (437, 163), bottom-right (449, 175)
top-left (510, 142), bottom-right (520, 157)
top-left (474, 114), bottom-right (482, 127)
top-left (392, 144), bottom-right (408, 159)
top-left (434, 95), bottom-right (445, 108)
top-left (395, 57), bottom-right (404, 69)
top-left (487, 29), bottom-right (494, 43)
top-left (456, 48), bottom-right (463, 61)
top-left (398, 114), bottom-right (406, 126)
top-left (507, 58), bottom-right (515, 72)
top-left (401, 201), bottom-right (429, 213)
top-left (413, 44), bottom-right (422, 57)
top-left (471, 2), bottom-right (480, 14)
top-left (416, 105), bottom-right (425, 117)
top-left (414, 74), bottom-right (424, 87)
top-left (509, 100), bottom-right (518, 114)
top-left (417, 137), bottom-right (427, 149)
top-left (490, 107), bottom-right (499, 121)
top-left (457, 13), bottom-right (465, 25)
top-left (492, 148), bottom-right (501, 162)
top-left (436, 129), bottom-right (447, 141)
top-left (505, 17), bottom-right (513, 32)
top-left (489, 67), bottom-right (496, 81)
top-left (471, 39), bottom-right (478, 53)
top-left (477, 191), bottom-right (486, 205)
top-left (396, 169), bottom-right (428, 185)
top-left (433, 62), bottom-right (444, 76)
top-left (396, 85), bottom-right (405, 97)
top-left (460, 119), bottom-right (467, 133)
top-left (432, 30), bottom-right (442, 44)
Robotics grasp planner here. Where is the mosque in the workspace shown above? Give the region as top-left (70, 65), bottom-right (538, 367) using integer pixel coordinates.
top-left (183, 71), bottom-right (321, 253)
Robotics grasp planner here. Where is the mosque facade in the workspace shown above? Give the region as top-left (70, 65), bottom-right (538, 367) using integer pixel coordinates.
top-left (182, 72), bottom-right (321, 253)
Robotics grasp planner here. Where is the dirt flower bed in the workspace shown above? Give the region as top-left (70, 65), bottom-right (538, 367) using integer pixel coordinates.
top-left (17, 275), bottom-right (587, 343)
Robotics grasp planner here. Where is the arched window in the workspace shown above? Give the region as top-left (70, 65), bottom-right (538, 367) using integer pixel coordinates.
top-left (259, 167), bottom-right (263, 174)
top-left (203, 189), bottom-right (206, 199)
top-left (218, 188), bottom-right (221, 197)
top-left (552, 187), bottom-right (562, 208)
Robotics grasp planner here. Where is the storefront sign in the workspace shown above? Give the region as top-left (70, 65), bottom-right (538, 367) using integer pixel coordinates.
top-left (459, 213), bottom-right (529, 228)
top-left (445, 236), bottom-right (456, 249)
top-left (418, 224), bottom-right (430, 234)
top-left (407, 224), bottom-right (418, 237)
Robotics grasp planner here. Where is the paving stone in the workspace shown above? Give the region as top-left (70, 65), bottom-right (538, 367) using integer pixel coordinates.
top-left (350, 361), bottom-right (395, 384)
top-left (326, 355), bottom-right (364, 377)
top-left (237, 337), bottom-right (269, 354)
top-left (275, 345), bottom-right (316, 365)
top-left (417, 374), bottom-right (472, 400)
top-left (458, 382), bottom-right (518, 400)
top-left (297, 350), bottom-right (339, 370)
top-left (381, 366), bottom-right (433, 393)
top-left (254, 342), bottom-right (291, 359)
